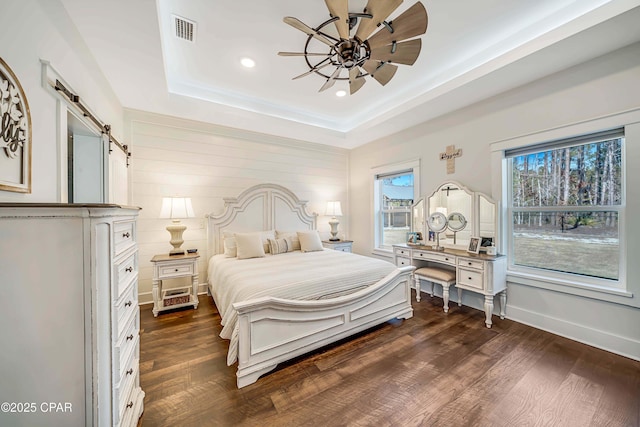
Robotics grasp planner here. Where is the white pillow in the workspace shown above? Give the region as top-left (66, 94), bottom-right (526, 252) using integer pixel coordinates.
top-left (224, 230), bottom-right (274, 253)
top-left (268, 237), bottom-right (292, 255)
top-left (275, 230), bottom-right (301, 251)
top-left (234, 232), bottom-right (266, 259)
top-left (223, 237), bottom-right (237, 258)
top-left (297, 230), bottom-right (324, 252)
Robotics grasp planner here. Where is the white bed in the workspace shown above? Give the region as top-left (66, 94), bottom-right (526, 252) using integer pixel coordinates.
top-left (206, 184), bottom-right (415, 388)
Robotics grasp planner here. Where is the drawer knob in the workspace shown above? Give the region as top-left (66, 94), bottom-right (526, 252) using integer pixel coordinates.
top-left (127, 401), bottom-right (133, 409)
top-left (126, 334), bottom-right (134, 341)
top-left (126, 368), bottom-right (133, 375)
top-left (125, 300), bottom-right (132, 307)
top-left (468, 277), bottom-right (472, 280)
top-left (175, 268), bottom-right (179, 272)
top-left (445, 257), bottom-right (449, 261)
top-left (468, 262), bottom-right (472, 266)
top-left (122, 232), bottom-right (130, 238)
top-left (125, 266), bottom-right (133, 273)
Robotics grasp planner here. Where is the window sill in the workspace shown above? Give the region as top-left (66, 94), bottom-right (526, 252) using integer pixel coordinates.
top-left (507, 269), bottom-right (635, 307)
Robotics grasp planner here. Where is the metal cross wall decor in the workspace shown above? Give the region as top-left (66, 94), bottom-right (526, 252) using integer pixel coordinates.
top-left (440, 144), bottom-right (462, 174)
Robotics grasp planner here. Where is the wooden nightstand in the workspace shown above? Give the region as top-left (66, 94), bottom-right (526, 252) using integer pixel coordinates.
top-left (150, 252), bottom-right (200, 317)
top-left (322, 240), bottom-right (353, 253)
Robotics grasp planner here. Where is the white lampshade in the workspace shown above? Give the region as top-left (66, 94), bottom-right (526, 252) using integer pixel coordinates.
top-left (160, 197), bottom-right (195, 219)
top-left (325, 201), bottom-right (343, 217)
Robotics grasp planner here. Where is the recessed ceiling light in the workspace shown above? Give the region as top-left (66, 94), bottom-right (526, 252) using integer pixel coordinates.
top-left (241, 57), bottom-right (255, 68)
top-left (336, 90), bottom-right (347, 97)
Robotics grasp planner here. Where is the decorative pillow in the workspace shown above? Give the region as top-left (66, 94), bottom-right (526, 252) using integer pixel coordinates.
top-left (224, 230), bottom-right (274, 253)
top-left (267, 237), bottom-right (292, 255)
top-left (297, 230), bottom-right (324, 252)
top-left (275, 230), bottom-right (301, 251)
top-left (223, 237), bottom-right (237, 258)
top-left (262, 230), bottom-right (276, 253)
top-left (234, 232), bottom-right (266, 259)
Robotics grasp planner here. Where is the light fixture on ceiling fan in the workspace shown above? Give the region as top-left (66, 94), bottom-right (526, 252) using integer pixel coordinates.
top-left (278, 0), bottom-right (428, 95)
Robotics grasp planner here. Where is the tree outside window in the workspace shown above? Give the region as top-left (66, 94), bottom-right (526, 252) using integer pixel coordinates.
top-left (508, 135), bottom-right (623, 281)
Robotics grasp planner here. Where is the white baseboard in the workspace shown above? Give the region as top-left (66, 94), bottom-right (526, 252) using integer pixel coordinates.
top-left (138, 283), bottom-right (209, 306)
top-left (506, 305), bottom-right (640, 362)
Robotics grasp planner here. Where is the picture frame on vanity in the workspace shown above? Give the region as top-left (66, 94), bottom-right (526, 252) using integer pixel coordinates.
top-left (467, 236), bottom-right (481, 254)
top-left (428, 231), bottom-right (435, 242)
top-left (479, 236), bottom-right (494, 253)
top-left (406, 231), bottom-right (419, 244)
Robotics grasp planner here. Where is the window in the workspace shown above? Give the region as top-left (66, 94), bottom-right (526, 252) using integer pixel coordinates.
top-left (372, 160), bottom-right (419, 252)
top-left (506, 129), bottom-right (624, 285)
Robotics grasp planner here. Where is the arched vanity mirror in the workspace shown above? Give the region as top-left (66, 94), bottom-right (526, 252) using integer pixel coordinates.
top-left (411, 197), bottom-right (425, 242)
top-left (426, 181), bottom-right (498, 252)
top-left (478, 193), bottom-right (498, 251)
top-left (428, 182), bottom-right (473, 249)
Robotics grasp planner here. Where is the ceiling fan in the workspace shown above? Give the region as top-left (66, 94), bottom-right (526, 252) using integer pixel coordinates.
top-left (278, 0), bottom-right (428, 95)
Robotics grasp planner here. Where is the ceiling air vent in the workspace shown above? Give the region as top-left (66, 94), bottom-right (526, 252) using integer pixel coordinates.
top-left (173, 15), bottom-right (196, 43)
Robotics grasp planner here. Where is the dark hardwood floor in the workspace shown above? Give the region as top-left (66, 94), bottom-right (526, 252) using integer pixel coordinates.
top-left (138, 293), bottom-right (640, 427)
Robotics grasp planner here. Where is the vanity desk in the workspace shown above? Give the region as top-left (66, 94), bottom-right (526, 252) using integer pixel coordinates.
top-left (394, 243), bottom-right (506, 327)
top-left (404, 180), bottom-right (507, 328)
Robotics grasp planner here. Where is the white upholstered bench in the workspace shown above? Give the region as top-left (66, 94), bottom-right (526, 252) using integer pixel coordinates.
top-left (414, 267), bottom-right (461, 313)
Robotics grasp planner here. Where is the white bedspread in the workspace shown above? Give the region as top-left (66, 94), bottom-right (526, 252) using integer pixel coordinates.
top-left (208, 249), bottom-right (397, 365)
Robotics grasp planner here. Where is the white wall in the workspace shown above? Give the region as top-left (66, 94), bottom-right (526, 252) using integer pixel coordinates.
top-left (126, 110), bottom-right (350, 303)
top-left (0, 0), bottom-right (124, 202)
top-left (349, 42), bottom-right (640, 360)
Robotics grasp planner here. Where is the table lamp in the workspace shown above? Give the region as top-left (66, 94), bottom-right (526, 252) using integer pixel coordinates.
top-left (160, 197), bottom-right (195, 255)
top-left (325, 201), bottom-right (342, 241)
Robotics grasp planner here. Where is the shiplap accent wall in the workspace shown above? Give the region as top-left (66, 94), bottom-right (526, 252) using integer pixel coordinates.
top-left (125, 110), bottom-right (349, 304)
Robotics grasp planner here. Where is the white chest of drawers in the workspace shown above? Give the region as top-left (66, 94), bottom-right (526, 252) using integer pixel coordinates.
top-left (0, 204), bottom-right (144, 427)
top-left (393, 244), bottom-right (507, 328)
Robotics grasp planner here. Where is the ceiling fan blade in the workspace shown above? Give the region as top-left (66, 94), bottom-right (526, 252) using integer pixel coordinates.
top-left (349, 67), bottom-right (366, 94)
top-left (362, 60), bottom-right (397, 86)
top-left (278, 52), bottom-right (333, 57)
top-left (367, 2), bottom-right (428, 49)
top-left (292, 61), bottom-right (334, 80)
top-left (319, 66), bottom-right (343, 92)
top-left (324, 0), bottom-right (350, 40)
top-left (370, 39), bottom-right (421, 65)
top-left (355, 0), bottom-right (403, 42)
top-left (284, 16), bottom-right (336, 47)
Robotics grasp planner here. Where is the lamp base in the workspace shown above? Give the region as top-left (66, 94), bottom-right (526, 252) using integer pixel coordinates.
top-left (166, 221), bottom-right (187, 256)
top-left (329, 217), bottom-right (340, 242)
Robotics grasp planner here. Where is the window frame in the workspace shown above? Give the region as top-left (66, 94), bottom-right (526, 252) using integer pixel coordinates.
top-left (493, 123), bottom-right (632, 302)
top-left (371, 159), bottom-right (420, 257)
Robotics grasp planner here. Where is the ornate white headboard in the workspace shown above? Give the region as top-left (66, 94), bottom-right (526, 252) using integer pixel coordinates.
top-left (206, 184), bottom-right (318, 256)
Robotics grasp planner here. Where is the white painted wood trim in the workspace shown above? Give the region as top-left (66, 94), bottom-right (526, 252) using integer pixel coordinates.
top-left (506, 305), bottom-right (640, 362)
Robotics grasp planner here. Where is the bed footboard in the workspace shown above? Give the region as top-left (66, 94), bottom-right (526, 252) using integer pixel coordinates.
top-left (232, 266), bottom-right (415, 388)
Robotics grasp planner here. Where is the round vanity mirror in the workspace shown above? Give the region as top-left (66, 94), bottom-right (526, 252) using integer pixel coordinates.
top-left (447, 212), bottom-right (467, 232)
top-left (427, 212), bottom-right (448, 233)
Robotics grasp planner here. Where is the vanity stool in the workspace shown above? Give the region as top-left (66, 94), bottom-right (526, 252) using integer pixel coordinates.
top-left (414, 267), bottom-right (461, 313)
